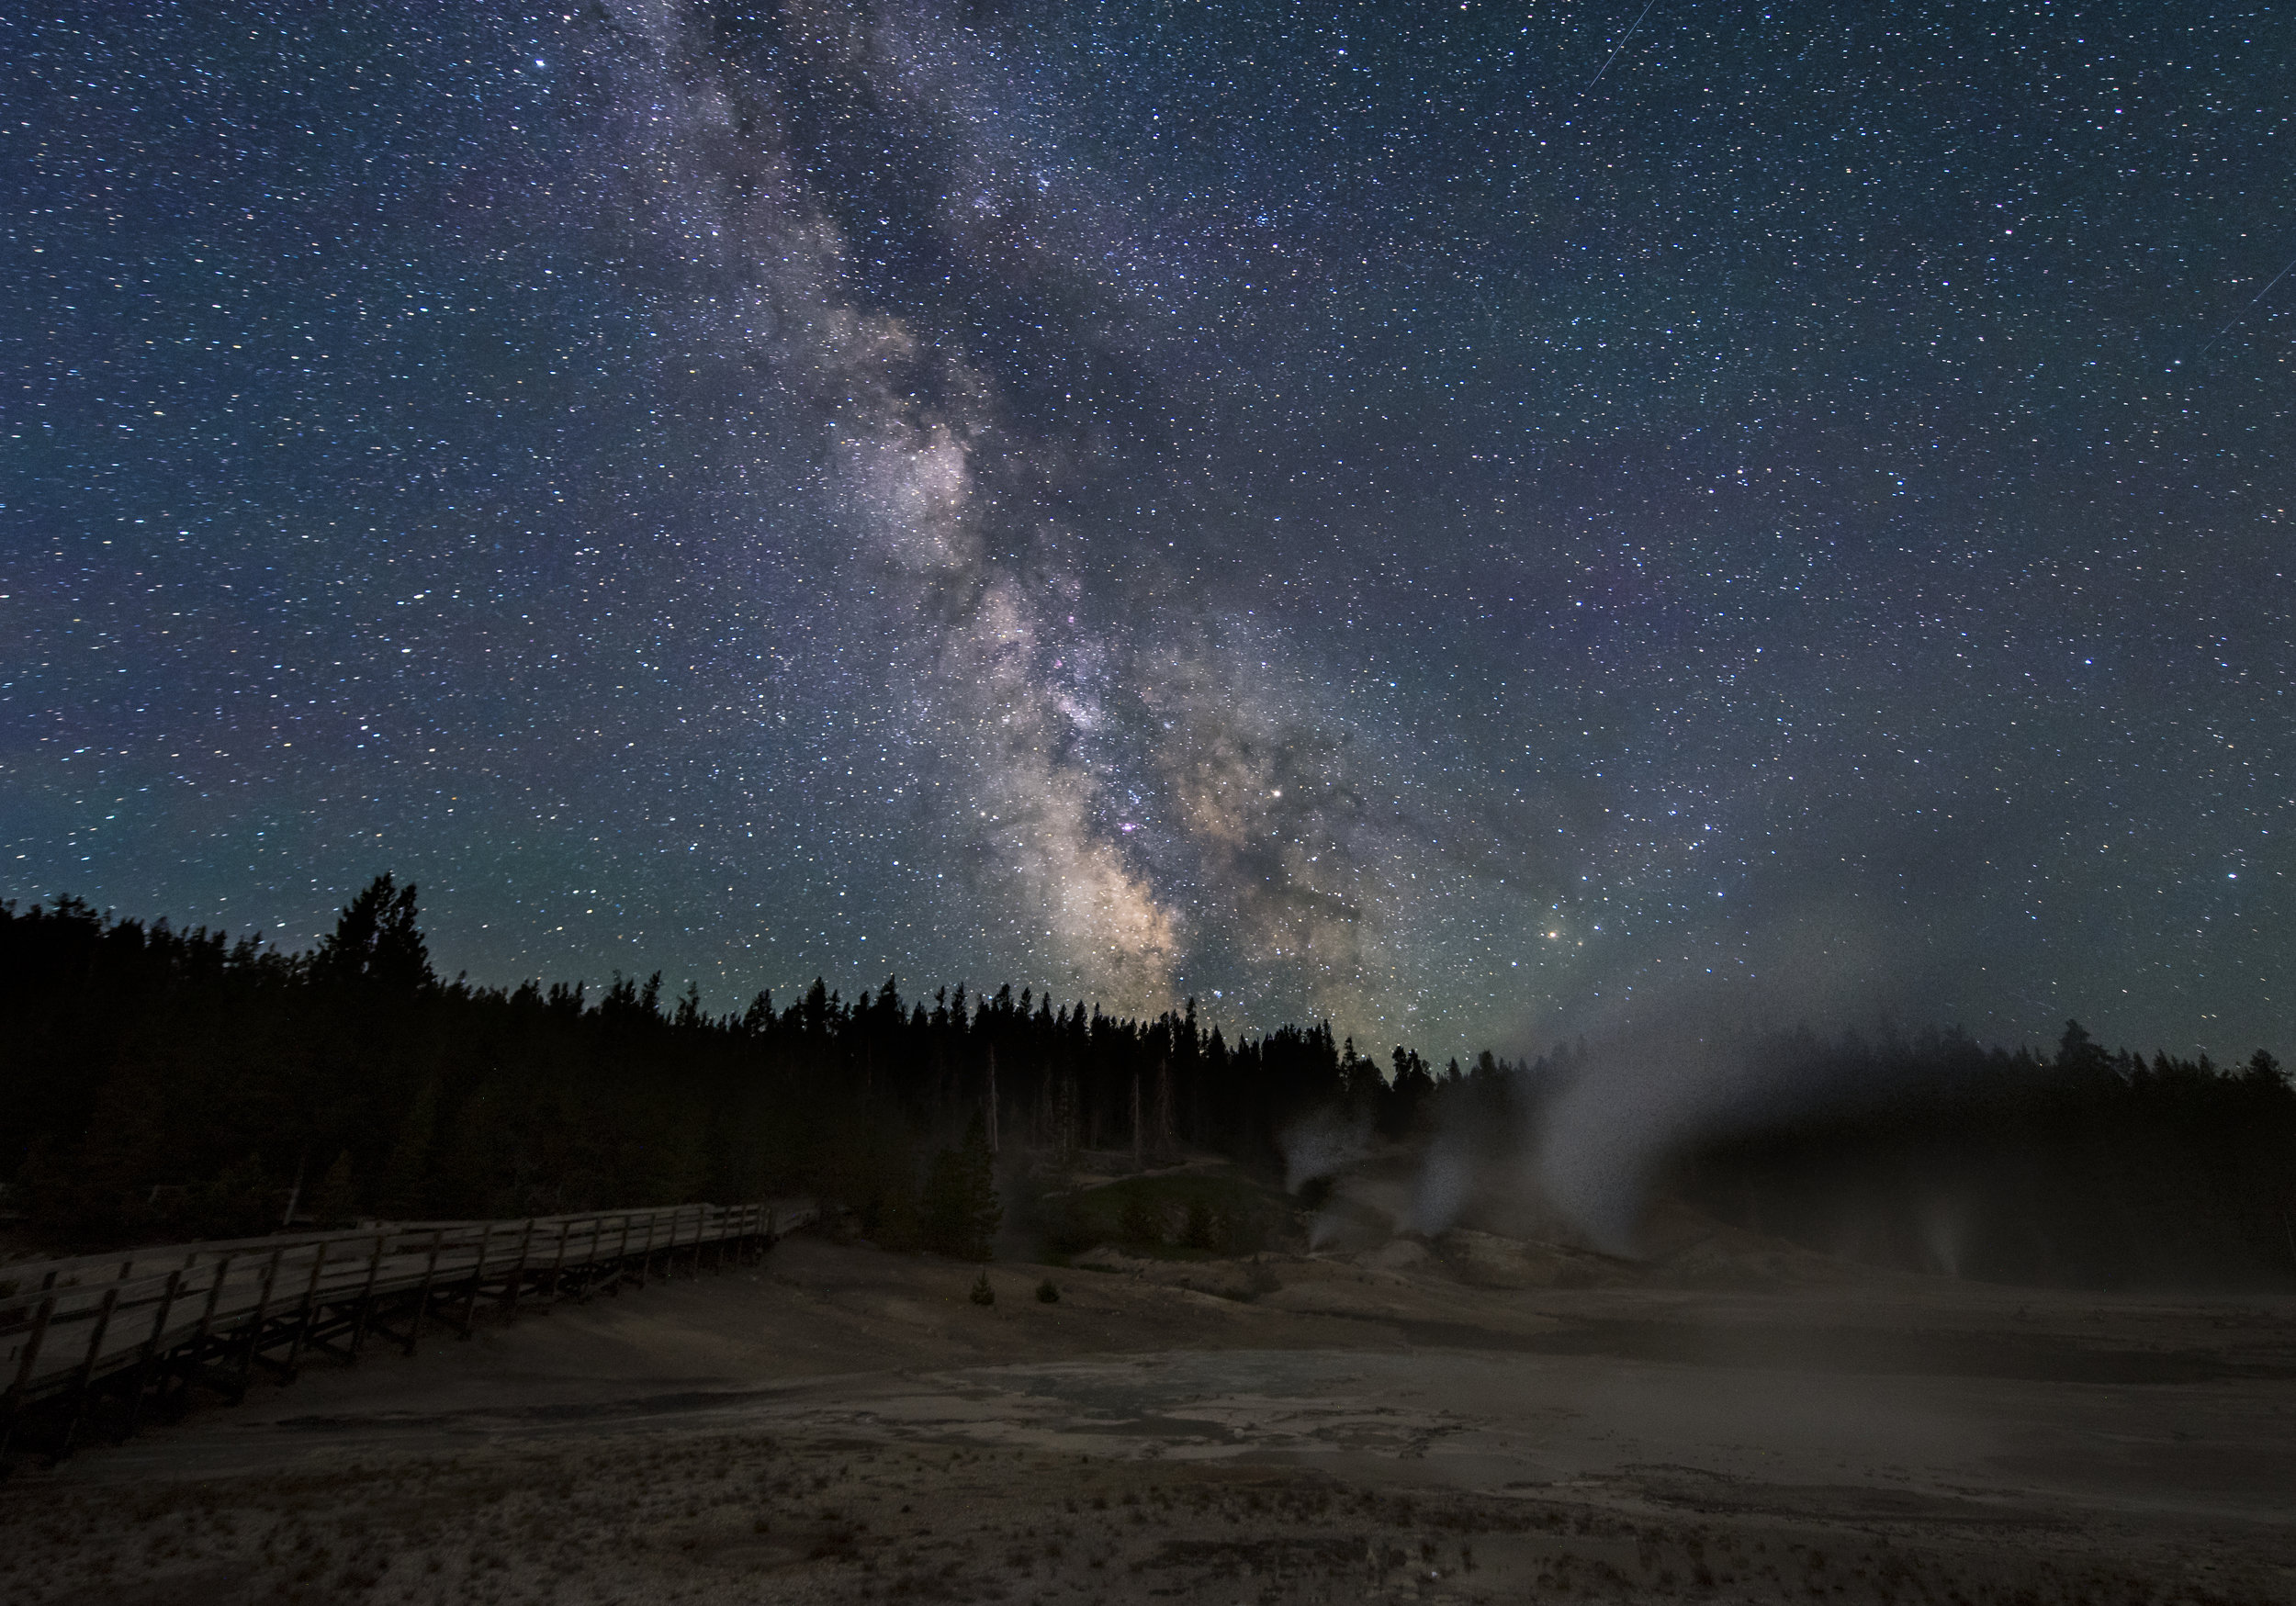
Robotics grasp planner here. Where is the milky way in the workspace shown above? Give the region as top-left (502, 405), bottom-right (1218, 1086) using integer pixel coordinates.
top-left (4, 2), bottom-right (2289, 1058)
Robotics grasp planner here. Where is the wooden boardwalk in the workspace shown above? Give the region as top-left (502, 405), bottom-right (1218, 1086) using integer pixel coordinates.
top-left (0, 1199), bottom-right (816, 1467)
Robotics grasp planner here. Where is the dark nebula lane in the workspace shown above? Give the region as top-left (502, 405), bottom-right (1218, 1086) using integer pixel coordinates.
top-left (4, 1), bottom-right (2288, 1059)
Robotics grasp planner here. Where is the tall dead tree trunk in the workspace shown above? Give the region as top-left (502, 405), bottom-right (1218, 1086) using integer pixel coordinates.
top-left (1156, 1060), bottom-right (1174, 1162)
top-left (985, 1047), bottom-right (1000, 1156)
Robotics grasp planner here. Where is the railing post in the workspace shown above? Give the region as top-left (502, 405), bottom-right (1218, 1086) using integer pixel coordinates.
top-left (190, 1255), bottom-right (230, 1346)
top-left (348, 1232), bottom-right (388, 1361)
top-left (55, 1286), bottom-right (122, 1460)
top-left (6, 1290), bottom-right (58, 1402)
top-left (1, 1291), bottom-right (59, 1463)
top-left (568, 1219), bottom-right (596, 1302)
top-left (120, 1269), bottom-right (186, 1442)
top-left (613, 1214), bottom-right (636, 1295)
top-left (571, 1219), bottom-right (603, 1304)
top-left (232, 1248), bottom-right (286, 1401)
top-left (279, 1244), bottom-right (330, 1379)
top-left (404, 1230), bottom-right (445, 1355)
top-left (459, 1225), bottom-right (495, 1340)
top-left (545, 1219), bottom-right (572, 1306)
top-left (501, 1219), bottom-right (536, 1321)
top-left (185, 1252), bottom-right (235, 1398)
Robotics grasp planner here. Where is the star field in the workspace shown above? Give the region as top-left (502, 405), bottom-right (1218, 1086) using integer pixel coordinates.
top-left (3, 1), bottom-right (2289, 1058)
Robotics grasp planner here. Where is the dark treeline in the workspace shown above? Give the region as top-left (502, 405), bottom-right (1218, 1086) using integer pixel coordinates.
top-left (1672, 1022), bottom-right (2296, 1287)
top-left (4, 880), bottom-right (2290, 1286)
top-left (0, 878), bottom-right (1424, 1251)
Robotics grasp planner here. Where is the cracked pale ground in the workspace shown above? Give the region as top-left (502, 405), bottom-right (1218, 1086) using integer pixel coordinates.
top-left (5, 1230), bottom-right (2293, 1605)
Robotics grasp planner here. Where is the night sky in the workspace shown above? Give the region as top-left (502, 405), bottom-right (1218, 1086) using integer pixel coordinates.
top-left (5, 2), bottom-right (2289, 1061)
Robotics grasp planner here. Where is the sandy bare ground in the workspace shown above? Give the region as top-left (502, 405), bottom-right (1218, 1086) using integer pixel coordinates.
top-left (4, 1230), bottom-right (2293, 1605)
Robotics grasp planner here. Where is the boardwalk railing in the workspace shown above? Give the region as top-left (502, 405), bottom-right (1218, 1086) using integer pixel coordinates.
top-left (0, 1198), bottom-right (815, 1466)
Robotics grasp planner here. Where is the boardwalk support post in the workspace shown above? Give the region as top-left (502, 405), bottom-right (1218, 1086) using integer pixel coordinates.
top-left (120, 1270), bottom-right (185, 1443)
top-left (54, 1286), bottom-right (121, 1461)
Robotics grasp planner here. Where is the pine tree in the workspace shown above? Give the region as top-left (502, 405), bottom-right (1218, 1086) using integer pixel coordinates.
top-left (313, 873), bottom-right (433, 991)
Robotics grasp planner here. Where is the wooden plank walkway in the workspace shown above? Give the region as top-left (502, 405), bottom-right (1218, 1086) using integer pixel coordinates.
top-left (0, 1198), bottom-right (816, 1467)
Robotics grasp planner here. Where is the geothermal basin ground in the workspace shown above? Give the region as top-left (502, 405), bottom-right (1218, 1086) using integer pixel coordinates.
top-left (4, 1213), bottom-right (2293, 1605)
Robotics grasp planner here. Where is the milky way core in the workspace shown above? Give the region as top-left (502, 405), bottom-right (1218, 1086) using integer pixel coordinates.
top-left (4, 3), bottom-right (2288, 1057)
